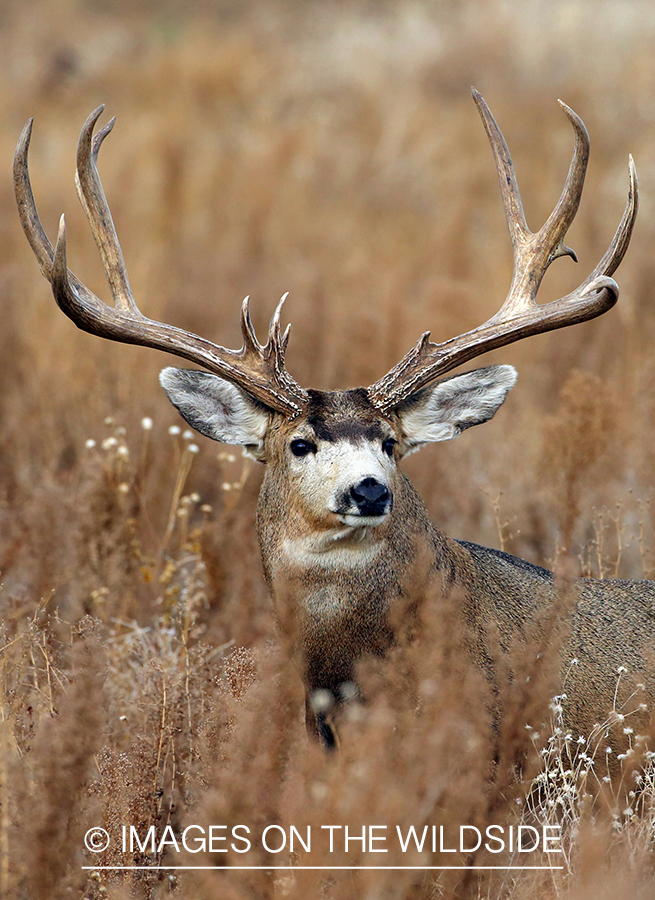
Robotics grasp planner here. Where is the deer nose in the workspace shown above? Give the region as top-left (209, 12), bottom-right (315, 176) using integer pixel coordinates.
top-left (350, 477), bottom-right (391, 515)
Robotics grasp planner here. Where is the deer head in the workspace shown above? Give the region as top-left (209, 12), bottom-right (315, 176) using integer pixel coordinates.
top-left (14, 92), bottom-right (637, 538)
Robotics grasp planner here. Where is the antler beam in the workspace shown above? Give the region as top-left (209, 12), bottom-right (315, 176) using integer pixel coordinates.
top-left (367, 89), bottom-right (638, 413)
top-left (14, 106), bottom-right (308, 418)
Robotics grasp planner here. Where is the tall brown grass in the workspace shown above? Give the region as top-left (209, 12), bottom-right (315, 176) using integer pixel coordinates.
top-left (2, 1), bottom-right (655, 897)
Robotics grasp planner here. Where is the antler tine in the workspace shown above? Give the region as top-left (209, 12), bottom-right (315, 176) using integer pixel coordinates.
top-left (14, 119), bottom-right (53, 279)
top-left (541, 100), bottom-right (588, 261)
top-left (585, 154), bottom-right (638, 284)
top-left (474, 90), bottom-right (589, 322)
top-left (75, 105), bottom-right (139, 315)
top-left (14, 119), bottom-right (105, 309)
top-left (16, 110), bottom-right (309, 418)
top-left (471, 88), bottom-right (530, 251)
top-left (268, 293), bottom-right (288, 352)
top-left (266, 293), bottom-right (305, 396)
top-left (367, 91), bottom-right (638, 413)
top-left (240, 296), bottom-right (263, 353)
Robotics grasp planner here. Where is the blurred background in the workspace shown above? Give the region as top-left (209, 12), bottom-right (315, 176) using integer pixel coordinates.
top-left (4, 2), bottom-right (655, 897)
top-left (2, 0), bottom-right (655, 631)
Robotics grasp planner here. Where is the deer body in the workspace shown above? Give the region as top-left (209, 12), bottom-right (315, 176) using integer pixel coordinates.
top-left (157, 375), bottom-right (655, 744)
top-left (457, 544), bottom-right (655, 742)
top-left (16, 91), bottom-right (647, 748)
top-left (258, 390), bottom-right (655, 744)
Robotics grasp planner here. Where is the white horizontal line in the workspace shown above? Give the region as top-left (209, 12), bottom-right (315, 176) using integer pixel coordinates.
top-left (82, 865), bottom-right (564, 871)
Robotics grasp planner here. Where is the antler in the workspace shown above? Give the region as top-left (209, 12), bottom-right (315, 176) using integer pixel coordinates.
top-left (14, 106), bottom-right (308, 418)
top-left (367, 89), bottom-right (639, 413)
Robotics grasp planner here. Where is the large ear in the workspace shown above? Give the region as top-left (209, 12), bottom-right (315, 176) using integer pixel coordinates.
top-left (395, 365), bottom-right (517, 454)
top-left (159, 368), bottom-right (271, 459)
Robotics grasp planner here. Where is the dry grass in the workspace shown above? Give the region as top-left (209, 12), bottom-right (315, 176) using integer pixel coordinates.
top-left (2, 0), bottom-right (655, 897)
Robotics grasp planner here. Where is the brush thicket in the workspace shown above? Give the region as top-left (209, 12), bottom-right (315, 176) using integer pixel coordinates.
top-left (2, 1), bottom-right (655, 897)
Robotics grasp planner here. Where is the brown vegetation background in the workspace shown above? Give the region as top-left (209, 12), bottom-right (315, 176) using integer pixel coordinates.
top-left (1, 0), bottom-right (655, 897)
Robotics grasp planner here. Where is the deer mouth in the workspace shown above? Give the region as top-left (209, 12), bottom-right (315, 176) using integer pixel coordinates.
top-left (337, 512), bottom-right (389, 528)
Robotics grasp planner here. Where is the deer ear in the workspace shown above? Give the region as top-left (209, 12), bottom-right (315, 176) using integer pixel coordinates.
top-left (395, 365), bottom-right (517, 454)
top-left (159, 368), bottom-right (271, 460)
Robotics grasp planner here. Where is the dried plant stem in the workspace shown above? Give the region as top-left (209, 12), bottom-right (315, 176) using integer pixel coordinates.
top-left (37, 637), bottom-right (55, 717)
top-left (161, 447), bottom-right (197, 554)
top-left (182, 627), bottom-right (194, 762)
top-left (0, 726), bottom-right (8, 897)
top-left (154, 668), bottom-right (167, 797)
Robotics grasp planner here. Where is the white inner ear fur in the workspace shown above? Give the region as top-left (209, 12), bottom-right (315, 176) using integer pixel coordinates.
top-left (159, 367), bottom-right (270, 457)
top-left (396, 365), bottom-right (517, 453)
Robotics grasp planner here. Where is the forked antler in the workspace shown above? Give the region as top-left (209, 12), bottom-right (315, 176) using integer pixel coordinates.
top-left (14, 106), bottom-right (308, 417)
top-left (367, 89), bottom-right (638, 412)
top-left (15, 96), bottom-right (638, 419)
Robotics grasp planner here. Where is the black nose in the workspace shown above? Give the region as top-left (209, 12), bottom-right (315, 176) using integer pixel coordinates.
top-left (350, 477), bottom-right (391, 516)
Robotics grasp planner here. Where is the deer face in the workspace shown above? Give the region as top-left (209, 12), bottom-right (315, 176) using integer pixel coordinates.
top-left (159, 365), bottom-right (516, 532)
top-left (272, 389), bottom-right (397, 530)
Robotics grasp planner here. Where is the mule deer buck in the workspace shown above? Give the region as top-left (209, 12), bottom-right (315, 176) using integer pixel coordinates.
top-left (15, 91), bottom-right (651, 749)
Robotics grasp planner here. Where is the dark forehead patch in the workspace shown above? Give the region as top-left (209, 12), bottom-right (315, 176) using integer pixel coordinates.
top-left (305, 389), bottom-right (387, 443)
top-left (310, 418), bottom-right (385, 443)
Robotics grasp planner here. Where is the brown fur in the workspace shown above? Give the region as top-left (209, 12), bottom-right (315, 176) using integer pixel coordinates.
top-left (256, 389), bottom-right (655, 746)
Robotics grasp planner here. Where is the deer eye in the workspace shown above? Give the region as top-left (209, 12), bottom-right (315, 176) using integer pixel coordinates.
top-left (382, 438), bottom-right (397, 457)
top-left (290, 438), bottom-right (317, 457)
